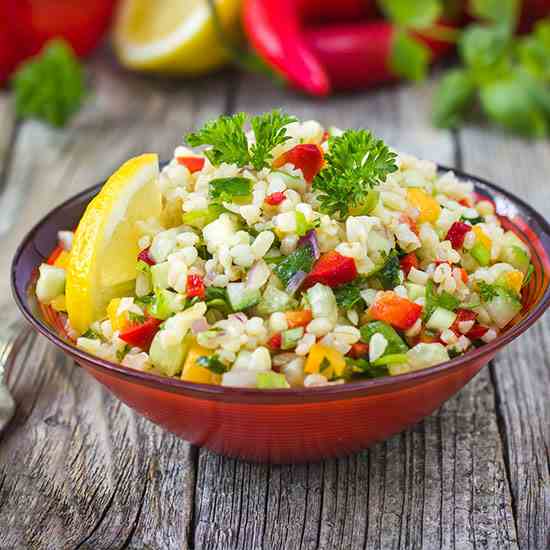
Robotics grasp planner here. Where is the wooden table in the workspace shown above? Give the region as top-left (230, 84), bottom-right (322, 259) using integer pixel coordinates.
top-left (0, 50), bottom-right (548, 550)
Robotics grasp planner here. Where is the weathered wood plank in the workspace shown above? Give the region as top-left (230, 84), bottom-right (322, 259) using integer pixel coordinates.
top-left (192, 72), bottom-right (518, 550)
top-left (460, 127), bottom-right (550, 550)
top-left (0, 49), bottom-right (228, 548)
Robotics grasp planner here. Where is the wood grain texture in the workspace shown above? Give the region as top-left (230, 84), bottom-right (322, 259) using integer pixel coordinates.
top-left (192, 73), bottom-right (518, 550)
top-left (459, 127), bottom-right (550, 550)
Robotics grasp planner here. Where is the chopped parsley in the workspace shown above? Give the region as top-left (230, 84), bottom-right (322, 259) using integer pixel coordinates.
top-left (209, 177), bottom-right (252, 203)
top-left (334, 280), bottom-right (366, 309)
top-left (477, 280), bottom-right (520, 304)
top-left (273, 245), bottom-right (315, 286)
top-left (319, 357), bottom-right (331, 373)
top-left (82, 328), bottom-right (100, 340)
top-left (205, 286), bottom-right (233, 314)
top-left (116, 344), bottom-right (131, 362)
top-left (423, 280), bottom-right (461, 321)
top-left (127, 312), bottom-right (146, 324)
top-left (461, 214), bottom-right (484, 225)
top-left (196, 355), bottom-right (228, 374)
top-left (376, 250), bottom-right (401, 290)
top-left (312, 129), bottom-right (397, 219)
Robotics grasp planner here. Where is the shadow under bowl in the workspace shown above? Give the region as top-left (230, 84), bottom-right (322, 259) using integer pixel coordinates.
top-left (11, 166), bottom-right (550, 463)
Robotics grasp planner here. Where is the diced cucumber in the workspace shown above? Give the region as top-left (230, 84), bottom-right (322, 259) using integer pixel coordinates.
top-left (500, 230), bottom-right (529, 255)
top-left (257, 286), bottom-right (295, 315)
top-left (360, 321), bottom-right (408, 354)
top-left (149, 332), bottom-right (189, 376)
top-left (500, 245), bottom-right (531, 274)
top-left (405, 282), bottom-right (425, 301)
top-left (227, 283), bottom-right (261, 311)
top-left (182, 204), bottom-right (225, 229)
top-left (36, 264), bottom-right (66, 303)
top-left (281, 327), bottom-right (304, 350)
top-left (485, 294), bottom-right (522, 328)
top-left (406, 343), bottom-right (449, 370)
top-left (470, 242), bottom-right (491, 266)
top-left (149, 289), bottom-right (185, 320)
top-left (151, 262), bottom-right (170, 289)
top-left (307, 283), bottom-right (338, 324)
top-left (372, 353), bottom-right (408, 366)
top-left (256, 371), bottom-right (290, 389)
top-left (426, 307), bottom-right (457, 331)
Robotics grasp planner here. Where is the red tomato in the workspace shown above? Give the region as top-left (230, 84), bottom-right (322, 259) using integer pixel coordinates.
top-left (303, 251), bottom-right (358, 288)
top-left (119, 318), bottom-right (161, 351)
top-left (268, 333), bottom-right (282, 349)
top-left (399, 253), bottom-right (419, 276)
top-left (450, 309), bottom-right (476, 334)
top-left (285, 309), bottom-right (313, 328)
top-left (177, 156), bottom-right (205, 173)
top-left (348, 342), bottom-right (369, 358)
top-left (265, 191), bottom-right (286, 205)
top-left (466, 324), bottom-right (489, 341)
top-left (186, 274), bottom-right (205, 299)
top-left (446, 221), bottom-right (472, 249)
top-left (368, 291), bottom-right (422, 330)
top-left (273, 144), bottom-right (324, 182)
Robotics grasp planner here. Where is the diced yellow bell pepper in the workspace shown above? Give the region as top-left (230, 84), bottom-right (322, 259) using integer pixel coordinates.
top-left (53, 250), bottom-right (71, 270)
top-left (107, 298), bottom-right (129, 332)
top-left (473, 226), bottom-right (492, 250)
top-left (181, 344), bottom-right (221, 384)
top-left (406, 188), bottom-right (441, 224)
top-left (50, 295), bottom-right (67, 312)
top-left (304, 343), bottom-right (346, 380)
top-left (504, 270), bottom-right (524, 294)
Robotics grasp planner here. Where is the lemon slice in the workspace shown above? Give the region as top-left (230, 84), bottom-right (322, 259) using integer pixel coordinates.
top-left (113, 0), bottom-right (241, 75)
top-left (66, 154), bottom-right (161, 334)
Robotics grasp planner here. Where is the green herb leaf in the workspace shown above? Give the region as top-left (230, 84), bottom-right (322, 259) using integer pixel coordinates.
top-left (250, 110), bottom-right (297, 170)
top-left (390, 30), bottom-right (432, 81)
top-left (12, 39), bottom-right (85, 127)
top-left (273, 245), bottom-right (315, 286)
top-left (312, 129), bottom-right (397, 219)
top-left (187, 113), bottom-right (249, 166)
top-left (205, 286), bottom-right (233, 313)
top-left (334, 280), bottom-right (366, 309)
top-left (437, 291), bottom-right (461, 311)
top-left (346, 357), bottom-right (389, 379)
top-left (319, 357), bottom-right (331, 373)
top-left (379, 0), bottom-right (441, 29)
top-left (196, 355), bottom-right (228, 374)
top-left (469, 0), bottom-right (519, 30)
top-left (360, 321), bottom-right (409, 354)
top-left (127, 311), bottom-right (146, 324)
top-left (460, 214), bottom-right (484, 225)
top-left (432, 69), bottom-right (477, 128)
top-left (375, 250), bottom-right (401, 290)
top-left (423, 280), bottom-right (461, 320)
top-left (82, 328), bottom-right (100, 340)
top-left (116, 344), bottom-right (131, 362)
top-left (209, 177), bottom-right (253, 203)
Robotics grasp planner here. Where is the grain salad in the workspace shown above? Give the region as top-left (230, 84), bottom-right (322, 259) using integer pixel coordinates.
top-left (35, 111), bottom-right (533, 389)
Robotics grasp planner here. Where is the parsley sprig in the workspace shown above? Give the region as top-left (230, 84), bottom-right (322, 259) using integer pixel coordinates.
top-left (312, 129), bottom-right (397, 219)
top-left (186, 110), bottom-right (296, 169)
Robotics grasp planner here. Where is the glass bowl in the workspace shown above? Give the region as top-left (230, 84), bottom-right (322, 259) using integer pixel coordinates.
top-left (11, 167), bottom-right (550, 464)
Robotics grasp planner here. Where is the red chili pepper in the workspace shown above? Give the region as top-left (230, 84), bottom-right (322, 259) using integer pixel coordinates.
top-left (265, 191), bottom-right (286, 206)
top-left (177, 156), bottom-right (205, 173)
top-left (348, 342), bottom-right (369, 358)
top-left (303, 251), bottom-right (358, 288)
top-left (119, 317), bottom-right (161, 350)
top-left (268, 333), bottom-right (282, 350)
top-left (137, 247), bottom-right (155, 266)
top-left (446, 221), bottom-right (472, 249)
top-left (399, 253), bottom-right (419, 276)
top-left (450, 308), bottom-right (476, 334)
top-left (187, 274), bottom-right (205, 299)
top-left (272, 144), bottom-right (324, 182)
top-left (466, 324), bottom-right (489, 341)
top-left (368, 291), bottom-right (422, 330)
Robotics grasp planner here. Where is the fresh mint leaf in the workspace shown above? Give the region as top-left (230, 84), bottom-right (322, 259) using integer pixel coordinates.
top-left (469, 0), bottom-right (519, 30)
top-left (187, 113), bottom-right (249, 166)
top-left (12, 39), bottom-right (85, 127)
top-left (313, 129), bottom-right (397, 219)
top-left (432, 69), bottom-right (477, 128)
top-left (390, 30), bottom-right (431, 81)
top-left (378, 0), bottom-right (441, 29)
top-left (209, 177), bottom-right (252, 203)
top-left (250, 110), bottom-right (297, 170)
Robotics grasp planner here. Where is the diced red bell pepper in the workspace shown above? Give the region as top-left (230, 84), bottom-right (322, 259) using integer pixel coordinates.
top-left (321, 130), bottom-right (329, 142)
top-left (186, 274), bottom-right (205, 299)
top-left (177, 156), bottom-right (205, 173)
top-left (137, 247), bottom-right (155, 266)
top-left (348, 342), bottom-right (369, 358)
top-left (265, 191), bottom-right (286, 206)
top-left (450, 308), bottom-right (476, 334)
top-left (119, 317), bottom-right (161, 350)
top-left (303, 250), bottom-right (358, 288)
top-left (399, 253), bottom-right (419, 276)
top-left (466, 324), bottom-right (489, 341)
top-left (368, 291), bottom-right (422, 331)
top-left (272, 144), bottom-right (324, 182)
top-left (446, 221), bottom-right (472, 250)
top-left (268, 333), bottom-right (282, 350)
top-left (286, 309), bottom-right (313, 328)
top-left (458, 198), bottom-right (472, 207)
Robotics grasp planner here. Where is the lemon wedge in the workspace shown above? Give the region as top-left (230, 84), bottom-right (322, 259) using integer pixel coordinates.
top-left (113, 0), bottom-right (241, 75)
top-left (66, 154), bottom-right (161, 334)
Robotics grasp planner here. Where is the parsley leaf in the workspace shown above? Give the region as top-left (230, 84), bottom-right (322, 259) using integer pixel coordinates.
top-left (116, 344), bottom-right (131, 362)
top-left (469, 0), bottom-right (519, 30)
top-left (391, 30), bottom-right (432, 81)
top-left (378, 0), bottom-right (441, 29)
top-left (12, 39), bottom-right (85, 127)
top-left (376, 250), bottom-right (401, 290)
top-left (347, 357), bottom-right (389, 379)
top-left (187, 113), bottom-right (249, 166)
top-left (432, 69), bottom-right (477, 129)
top-left (423, 280), bottom-right (460, 320)
top-left (196, 355), bottom-right (228, 374)
top-left (127, 312), bottom-right (146, 324)
top-left (273, 245), bottom-right (315, 286)
top-left (477, 280), bottom-right (522, 303)
top-left (209, 177), bottom-right (252, 203)
top-left (250, 110), bottom-right (297, 170)
top-left (82, 328), bottom-right (100, 340)
top-left (312, 129), bottom-right (397, 219)
top-left (334, 280), bottom-right (366, 309)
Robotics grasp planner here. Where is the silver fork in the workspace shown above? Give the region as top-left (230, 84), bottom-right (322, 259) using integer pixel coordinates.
top-left (0, 305), bottom-right (21, 433)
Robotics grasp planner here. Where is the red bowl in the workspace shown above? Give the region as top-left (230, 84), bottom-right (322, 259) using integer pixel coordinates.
top-left (11, 166), bottom-right (550, 463)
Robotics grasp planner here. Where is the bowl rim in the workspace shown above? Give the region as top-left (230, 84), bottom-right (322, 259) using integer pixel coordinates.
top-left (11, 164), bottom-right (550, 404)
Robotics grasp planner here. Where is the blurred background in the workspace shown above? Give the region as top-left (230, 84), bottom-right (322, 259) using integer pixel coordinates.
top-left (1, 0), bottom-right (549, 138)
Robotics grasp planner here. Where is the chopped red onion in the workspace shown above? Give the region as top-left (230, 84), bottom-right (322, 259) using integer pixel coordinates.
top-left (246, 260), bottom-right (271, 290)
top-left (286, 270), bottom-right (307, 295)
top-left (191, 318), bottom-right (209, 334)
top-left (298, 229), bottom-right (320, 259)
top-left (229, 312), bottom-right (248, 323)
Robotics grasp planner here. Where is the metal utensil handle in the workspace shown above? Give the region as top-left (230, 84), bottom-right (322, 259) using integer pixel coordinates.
top-left (0, 304), bottom-right (21, 433)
